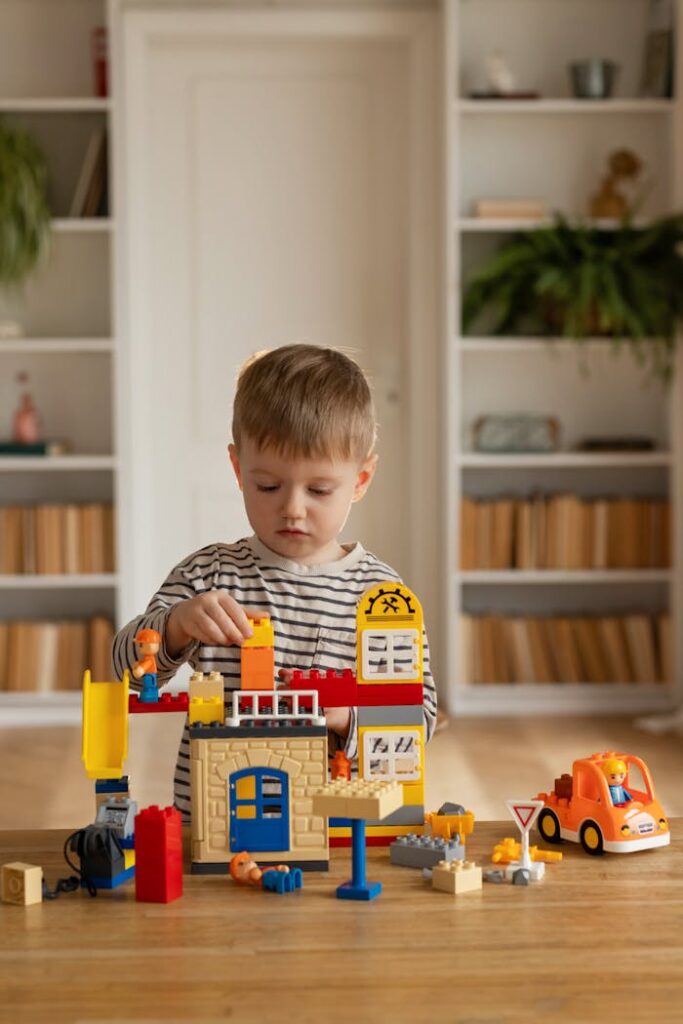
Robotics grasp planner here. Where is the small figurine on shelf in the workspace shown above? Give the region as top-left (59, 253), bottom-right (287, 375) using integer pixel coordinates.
top-left (132, 628), bottom-right (162, 703)
top-left (12, 372), bottom-right (42, 445)
top-left (589, 149), bottom-right (643, 220)
top-left (601, 757), bottom-right (634, 807)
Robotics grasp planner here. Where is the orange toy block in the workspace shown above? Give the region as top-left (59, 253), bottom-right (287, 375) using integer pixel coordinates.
top-left (240, 645), bottom-right (275, 691)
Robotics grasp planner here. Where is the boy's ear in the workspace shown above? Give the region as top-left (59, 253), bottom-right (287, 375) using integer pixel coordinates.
top-left (228, 443), bottom-right (243, 490)
top-left (352, 453), bottom-right (378, 503)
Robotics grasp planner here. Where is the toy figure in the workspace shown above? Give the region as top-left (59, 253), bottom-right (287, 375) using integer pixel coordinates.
top-left (12, 372), bottom-right (42, 445)
top-left (331, 750), bottom-right (352, 780)
top-left (132, 628), bottom-right (162, 703)
top-left (229, 851), bottom-right (302, 894)
top-left (601, 757), bottom-right (633, 806)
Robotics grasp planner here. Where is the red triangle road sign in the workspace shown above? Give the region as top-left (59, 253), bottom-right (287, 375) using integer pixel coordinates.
top-left (507, 799), bottom-right (543, 832)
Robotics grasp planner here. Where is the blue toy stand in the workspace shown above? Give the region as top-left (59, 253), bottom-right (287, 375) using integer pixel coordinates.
top-left (336, 819), bottom-right (381, 901)
top-left (139, 673), bottom-right (160, 703)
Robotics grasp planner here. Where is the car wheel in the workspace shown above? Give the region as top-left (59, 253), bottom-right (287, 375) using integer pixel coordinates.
top-left (580, 820), bottom-right (604, 856)
top-left (537, 808), bottom-right (562, 844)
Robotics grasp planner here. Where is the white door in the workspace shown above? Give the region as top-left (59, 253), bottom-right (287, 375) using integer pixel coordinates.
top-left (117, 10), bottom-right (438, 622)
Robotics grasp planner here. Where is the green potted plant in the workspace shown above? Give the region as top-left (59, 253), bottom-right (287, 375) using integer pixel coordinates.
top-left (0, 119), bottom-right (51, 287)
top-left (462, 213), bottom-right (683, 381)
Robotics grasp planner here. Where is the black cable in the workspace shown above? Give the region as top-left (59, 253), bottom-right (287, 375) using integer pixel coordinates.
top-left (41, 829), bottom-right (98, 899)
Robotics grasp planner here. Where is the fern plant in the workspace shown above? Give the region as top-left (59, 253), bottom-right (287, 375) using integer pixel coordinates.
top-left (0, 119), bottom-right (51, 284)
top-left (462, 213), bottom-right (683, 381)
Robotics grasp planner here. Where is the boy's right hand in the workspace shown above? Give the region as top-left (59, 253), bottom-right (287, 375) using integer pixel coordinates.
top-left (166, 593), bottom-right (255, 655)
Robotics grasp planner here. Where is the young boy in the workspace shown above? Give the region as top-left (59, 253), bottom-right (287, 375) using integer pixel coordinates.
top-left (113, 344), bottom-right (437, 821)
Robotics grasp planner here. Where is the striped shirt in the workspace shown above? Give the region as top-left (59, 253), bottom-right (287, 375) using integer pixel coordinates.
top-left (113, 535), bottom-right (437, 822)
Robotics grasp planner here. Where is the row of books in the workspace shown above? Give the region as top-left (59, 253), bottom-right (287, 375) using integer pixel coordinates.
top-left (460, 495), bottom-right (671, 570)
top-left (0, 616), bottom-right (114, 693)
top-left (460, 613), bottom-right (671, 685)
top-left (0, 504), bottom-right (115, 575)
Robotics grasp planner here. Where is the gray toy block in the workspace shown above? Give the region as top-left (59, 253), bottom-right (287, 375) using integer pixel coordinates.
top-left (357, 705), bottom-right (424, 727)
top-left (512, 868), bottom-right (530, 886)
top-left (390, 832), bottom-right (464, 870)
top-left (483, 869), bottom-right (506, 884)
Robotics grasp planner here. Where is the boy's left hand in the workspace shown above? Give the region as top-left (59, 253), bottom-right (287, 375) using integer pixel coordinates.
top-left (278, 668), bottom-right (351, 738)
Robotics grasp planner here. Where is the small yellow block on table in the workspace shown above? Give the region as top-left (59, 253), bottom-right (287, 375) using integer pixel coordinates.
top-left (432, 859), bottom-right (482, 895)
top-left (1, 862), bottom-right (43, 906)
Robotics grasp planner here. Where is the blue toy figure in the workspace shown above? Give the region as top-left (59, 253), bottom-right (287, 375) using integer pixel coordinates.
top-left (602, 757), bottom-right (633, 807)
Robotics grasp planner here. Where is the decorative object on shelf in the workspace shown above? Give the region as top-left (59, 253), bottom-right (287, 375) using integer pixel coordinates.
top-left (569, 59), bottom-right (619, 99)
top-left (69, 129), bottom-right (108, 218)
top-left (576, 436), bottom-right (655, 453)
top-left (472, 198), bottom-right (548, 222)
top-left (462, 213), bottom-right (683, 381)
top-left (468, 51), bottom-right (539, 100)
top-left (472, 415), bottom-right (559, 454)
top-left (589, 149), bottom-right (643, 221)
top-left (0, 321), bottom-right (23, 340)
top-left (92, 26), bottom-right (108, 98)
top-left (0, 120), bottom-right (51, 335)
top-left (640, 0), bottom-right (674, 98)
top-left (12, 372), bottom-right (42, 445)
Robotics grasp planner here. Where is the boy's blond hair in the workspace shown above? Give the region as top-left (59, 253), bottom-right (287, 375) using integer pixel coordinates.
top-left (232, 344), bottom-right (376, 462)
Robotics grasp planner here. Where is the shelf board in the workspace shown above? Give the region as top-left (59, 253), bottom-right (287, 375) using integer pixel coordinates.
top-left (0, 691), bottom-right (82, 727)
top-left (457, 217), bottom-right (650, 232)
top-left (0, 338), bottom-right (114, 354)
top-left (52, 218), bottom-right (114, 233)
top-left (459, 452), bottom-right (672, 468)
top-left (0, 455), bottom-right (118, 472)
top-left (452, 682), bottom-right (675, 716)
top-left (456, 98), bottom-right (675, 115)
top-left (458, 336), bottom-right (637, 352)
top-left (0, 574), bottom-right (119, 589)
top-left (459, 570), bottom-right (672, 584)
top-left (0, 97), bottom-right (112, 113)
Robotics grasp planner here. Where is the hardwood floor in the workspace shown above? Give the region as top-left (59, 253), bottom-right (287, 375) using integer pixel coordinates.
top-left (1, 714), bottom-right (681, 829)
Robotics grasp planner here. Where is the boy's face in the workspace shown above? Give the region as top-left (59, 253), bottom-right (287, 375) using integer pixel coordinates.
top-left (228, 437), bottom-right (377, 564)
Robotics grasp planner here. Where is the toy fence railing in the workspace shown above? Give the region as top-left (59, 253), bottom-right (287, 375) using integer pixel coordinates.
top-left (225, 689), bottom-right (326, 728)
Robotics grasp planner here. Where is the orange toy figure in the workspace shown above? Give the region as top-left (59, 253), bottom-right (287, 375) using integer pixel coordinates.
top-left (331, 750), bottom-right (352, 781)
top-left (133, 628), bottom-right (162, 703)
top-left (229, 851), bottom-right (303, 894)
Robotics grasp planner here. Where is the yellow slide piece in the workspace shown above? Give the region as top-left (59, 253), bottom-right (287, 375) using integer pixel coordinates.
top-left (81, 669), bottom-right (130, 780)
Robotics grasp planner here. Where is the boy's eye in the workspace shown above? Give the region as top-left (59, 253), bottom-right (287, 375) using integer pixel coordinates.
top-left (256, 484), bottom-right (279, 493)
top-left (308, 487), bottom-right (332, 496)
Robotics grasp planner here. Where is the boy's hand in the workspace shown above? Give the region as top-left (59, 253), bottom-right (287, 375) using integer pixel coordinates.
top-left (166, 593), bottom-right (255, 656)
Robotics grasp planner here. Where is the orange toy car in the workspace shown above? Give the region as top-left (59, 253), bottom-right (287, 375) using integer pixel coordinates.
top-left (534, 751), bottom-right (669, 855)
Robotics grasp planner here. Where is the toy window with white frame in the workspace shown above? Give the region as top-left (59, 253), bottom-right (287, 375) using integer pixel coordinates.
top-left (363, 729), bottom-right (421, 781)
top-left (361, 629), bottom-right (420, 680)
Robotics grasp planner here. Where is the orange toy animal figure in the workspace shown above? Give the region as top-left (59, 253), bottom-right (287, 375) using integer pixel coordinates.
top-left (229, 852), bottom-right (303, 894)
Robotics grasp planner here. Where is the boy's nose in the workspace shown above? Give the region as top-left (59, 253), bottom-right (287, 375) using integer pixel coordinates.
top-left (281, 488), bottom-right (306, 519)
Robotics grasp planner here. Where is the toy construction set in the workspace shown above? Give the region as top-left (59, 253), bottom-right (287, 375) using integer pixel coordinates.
top-left (1, 581), bottom-right (671, 908)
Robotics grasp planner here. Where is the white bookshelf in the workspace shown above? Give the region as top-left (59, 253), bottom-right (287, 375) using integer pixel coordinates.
top-left (0, 0), bottom-right (117, 721)
top-left (444, 0), bottom-right (683, 715)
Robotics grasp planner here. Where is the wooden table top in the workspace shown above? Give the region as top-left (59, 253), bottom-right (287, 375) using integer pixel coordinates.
top-left (1, 820), bottom-right (682, 1024)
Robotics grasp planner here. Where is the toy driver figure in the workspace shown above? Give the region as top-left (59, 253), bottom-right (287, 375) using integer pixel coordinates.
top-left (601, 757), bottom-right (634, 807)
top-left (132, 628), bottom-right (162, 703)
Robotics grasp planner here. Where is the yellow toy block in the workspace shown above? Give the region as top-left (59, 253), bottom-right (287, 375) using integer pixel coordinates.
top-left (356, 582), bottom-right (424, 685)
top-left (311, 779), bottom-right (404, 821)
top-left (492, 837), bottom-right (563, 864)
top-left (242, 615), bottom-right (274, 649)
top-left (1, 862), bottom-right (43, 906)
top-left (81, 670), bottom-right (130, 780)
top-left (240, 645), bottom-right (275, 690)
top-left (189, 671), bottom-right (224, 703)
top-left (431, 860), bottom-right (482, 895)
top-left (189, 695), bottom-right (225, 726)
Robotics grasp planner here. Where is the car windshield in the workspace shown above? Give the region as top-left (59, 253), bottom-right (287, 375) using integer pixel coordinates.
top-left (625, 759), bottom-right (652, 801)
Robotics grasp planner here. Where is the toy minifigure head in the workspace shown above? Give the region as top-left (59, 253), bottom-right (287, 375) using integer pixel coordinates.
top-left (134, 627), bottom-right (161, 655)
top-left (602, 757), bottom-right (627, 786)
top-left (229, 851), bottom-right (262, 885)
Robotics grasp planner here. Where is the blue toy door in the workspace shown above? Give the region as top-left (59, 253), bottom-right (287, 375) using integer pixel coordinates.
top-left (229, 767), bottom-right (290, 852)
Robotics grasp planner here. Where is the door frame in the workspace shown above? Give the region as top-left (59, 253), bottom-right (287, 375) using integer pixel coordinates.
top-left (111, 4), bottom-right (441, 668)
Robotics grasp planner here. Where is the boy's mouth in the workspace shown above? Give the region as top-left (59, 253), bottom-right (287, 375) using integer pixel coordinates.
top-left (277, 529), bottom-right (307, 537)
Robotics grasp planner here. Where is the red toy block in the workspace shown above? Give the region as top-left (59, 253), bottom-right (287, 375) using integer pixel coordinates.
top-left (134, 805), bottom-right (183, 903)
top-left (289, 668), bottom-right (358, 707)
top-left (353, 682), bottom-right (424, 707)
top-left (128, 692), bottom-right (189, 714)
